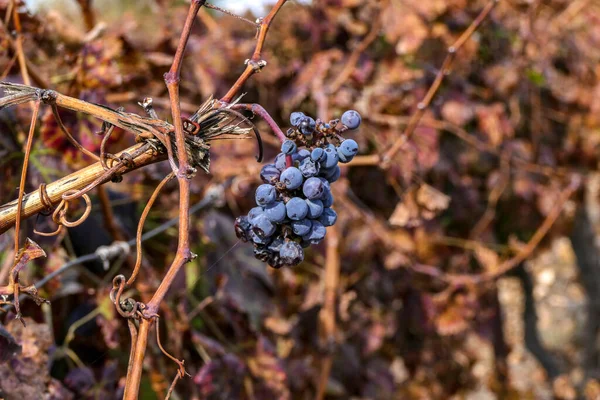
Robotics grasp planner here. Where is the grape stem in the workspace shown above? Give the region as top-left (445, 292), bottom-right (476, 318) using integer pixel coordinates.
top-left (220, 0), bottom-right (288, 103)
top-left (285, 154), bottom-right (293, 168)
top-left (229, 103), bottom-right (287, 143)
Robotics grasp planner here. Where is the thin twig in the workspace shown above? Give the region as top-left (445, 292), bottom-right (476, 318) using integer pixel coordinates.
top-left (10, 1), bottom-right (31, 87)
top-left (316, 224), bottom-right (340, 400)
top-left (220, 0), bottom-right (288, 103)
top-left (50, 104), bottom-right (101, 161)
top-left (155, 317), bottom-right (189, 400)
top-left (14, 100), bottom-right (40, 255)
top-left (128, 172), bottom-right (174, 286)
top-left (352, 113), bottom-right (564, 179)
top-left (381, 0), bottom-right (499, 168)
top-left (0, 53), bottom-right (18, 81)
top-left (97, 185), bottom-right (127, 242)
top-left (469, 155), bottom-right (510, 239)
top-left (0, 19), bottom-right (48, 88)
top-left (327, 2), bottom-right (385, 93)
top-left (412, 176), bottom-right (581, 286)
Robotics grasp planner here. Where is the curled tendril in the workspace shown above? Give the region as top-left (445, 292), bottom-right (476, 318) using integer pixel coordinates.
top-left (182, 117), bottom-right (201, 135)
top-left (33, 190), bottom-right (92, 236)
top-left (56, 190), bottom-right (92, 227)
top-left (155, 316), bottom-right (190, 379)
top-left (100, 125), bottom-right (117, 171)
top-left (110, 274), bottom-right (152, 320)
top-left (111, 274), bottom-right (139, 319)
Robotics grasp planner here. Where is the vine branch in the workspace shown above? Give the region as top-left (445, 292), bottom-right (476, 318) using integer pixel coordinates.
top-left (220, 0), bottom-right (288, 103)
top-left (380, 0), bottom-right (499, 168)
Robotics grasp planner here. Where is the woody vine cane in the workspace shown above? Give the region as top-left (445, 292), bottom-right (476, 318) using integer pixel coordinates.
top-left (125, 1), bottom-right (288, 397)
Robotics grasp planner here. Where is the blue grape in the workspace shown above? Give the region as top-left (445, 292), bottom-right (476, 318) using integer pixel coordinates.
top-left (306, 199), bottom-right (324, 218)
top-left (279, 241), bottom-right (304, 265)
top-left (311, 148), bottom-right (326, 162)
top-left (291, 219), bottom-right (312, 236)
top-left (319, 208), bottom-right (337, 227)
top-left (294, 148), bottom-right (311, 162)
top-left (303, 177), bottom-right (324, 199)
top-left (234, 216), bottom-right (251, 242)
top-left (329, 167), bottom-right (341, 182)
top-left (299, 158), bottom-right (320, 178)
top-left (280, 167), bottom-right (304, 190)
top-left (281, 140), bottom-right (297, 155)
top-left (251, 214), bottom-right (276, 238)
top-left (339, 139), bottom-right (359, 157)
top-left (318, 177), bottom-right (331, 192)
top-left (237, 123), bottom-right (352, 268)
top-left (323, 146), bottom-right (339, 168)
top-left (290, 111), bottom-right (305, 126)
top-left (337, 146), bottom-right (352, 163)
top-left (250, 230), bottom-right (271, 245)
top-left (322, 191), bottom-right (334, 207)
top-left (322, 165), bottom-right (340, 182)
top-left (260, 164), bottom-right (280, 183)
top-left (302, 220), bottom-right (326, 244)
top-left (255, 184), bottom-right (277, 206)
top-left (286, 197), bottom-right (308, 220)
top-left (299, 117), bottom-right (316, 135)
top-left (341, 110), bottom-right (361, 129)
top-left (275, 153), bottom-right (287, 171)
top-left (268, 236), bottom-right (284, 252)
top-left (248, 206), bottom-right (264, 222)
top-left (264, 201), bottom-right (286, 222)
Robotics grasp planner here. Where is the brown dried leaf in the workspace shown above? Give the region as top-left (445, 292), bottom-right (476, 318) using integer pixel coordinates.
top-left (389, 193), bottom-right (420, 228)
top-left (390, 184), bottom-right (449, 228)
top-left (382, 5), bottom-right (428, 55)
top-left (13, 238), bottom-right (46, 278)
top-left (475, 103), bottom-right (514, 148)
top-left (416, 184), bottom-right (451, 213)
top-left (282, 49), bottom-right (344, 109)
top-left (0, 319), bottom-right (71, 399)
top-left (474, 245), bottom-right (500, 274)
top-left (483, 63), bottom-right (520, 96)
top-left (441, 99), bottom-right (475, 126)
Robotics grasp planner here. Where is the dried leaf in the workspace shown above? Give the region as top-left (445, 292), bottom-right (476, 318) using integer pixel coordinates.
top-left (13, 238), bottom-right (46, 279)
top-left (475, 103), bottom-right (513, 148)
top-left (441, 99), bottom-right (475, 126)
top-left (416, 184), bottom-right (451, 213)
top-left (474, 245), bottom-right (500, 274)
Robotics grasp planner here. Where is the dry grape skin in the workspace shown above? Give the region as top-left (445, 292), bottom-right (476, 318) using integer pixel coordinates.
top-left (234, 109), bottom-right (361, 268)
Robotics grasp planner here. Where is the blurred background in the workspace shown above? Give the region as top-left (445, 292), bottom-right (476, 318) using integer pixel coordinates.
top-left (1, 0), bottom-right (600, 399)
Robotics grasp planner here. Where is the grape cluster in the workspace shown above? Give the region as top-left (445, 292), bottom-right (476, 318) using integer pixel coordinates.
top-left (235, 110), bottom-right (361, 268)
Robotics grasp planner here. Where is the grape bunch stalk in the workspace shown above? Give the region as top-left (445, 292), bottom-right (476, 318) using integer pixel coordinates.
top-left (235, 110), bottom-right (361, 268)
